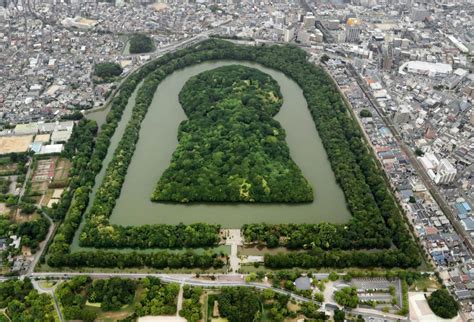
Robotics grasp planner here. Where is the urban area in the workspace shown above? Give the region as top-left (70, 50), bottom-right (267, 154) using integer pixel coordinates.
top-left (0, 0), bottom-right (472, 321)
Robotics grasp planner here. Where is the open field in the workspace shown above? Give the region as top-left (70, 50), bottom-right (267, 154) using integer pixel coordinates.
top-left (0, 135), bottom-right (33, 154)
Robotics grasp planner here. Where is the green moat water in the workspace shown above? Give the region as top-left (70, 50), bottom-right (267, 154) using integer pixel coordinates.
top-left (86, 61), bottom-right (351, 228)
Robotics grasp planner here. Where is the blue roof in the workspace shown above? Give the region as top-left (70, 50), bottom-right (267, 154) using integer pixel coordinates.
top-left (30, 142), bottom-right (43, 154)
top-left (379, 127), bottom-right (391, 135)
top-left (432, 254), bottom-right (445, 263)
top-left (455, 203), bottom-right (467, 215)
top-left (462, 202), bottom-right (472, 212)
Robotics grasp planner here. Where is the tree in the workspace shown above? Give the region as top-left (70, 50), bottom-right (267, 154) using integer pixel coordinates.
top-left (129, 34), bottom-right (154, 54)
top-left (217, 287), bottom-right (260, 322)
top-left (334, 309), bottom-right (345, 322)
top-left (359, 109), bottom-right (372, 118)
top-left (334, 287), bottom-right (359, 308)
top-left (328, 272), bottom-right (339, 281)
top-left (427, 289), bottom-right (459, 319)
top-left (94, 62), bottom-right (123, 79)
top-left (151, 65), bottom-right (313, 203)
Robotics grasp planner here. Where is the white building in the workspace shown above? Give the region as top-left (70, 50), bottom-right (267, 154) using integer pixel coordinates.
top-left (398, 61), bottom-right (452, 77)
top-left (434, 159), bottom-right (457, 184)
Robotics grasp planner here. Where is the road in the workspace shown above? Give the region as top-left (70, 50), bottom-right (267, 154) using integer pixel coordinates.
top-left (85, 32), bottom-right (210, 117)
top-left (346, 63), bottom-right (474, 255)
top-left (0, 39), bottom-right (435, 322)
top-left (25, 212), bottom-right (56, 277)
top-left (32, 280), bottom-right (64, 322)
top-left (30, 272), bottom-right (407, 321)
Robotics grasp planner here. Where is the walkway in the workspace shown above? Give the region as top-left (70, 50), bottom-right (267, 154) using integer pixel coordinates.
top-left (32, 280), bottom-right (64, 322)
top-left (176, 283), bottom-right (184, 316)
top-left (224, 229), bottom-right (242, 273)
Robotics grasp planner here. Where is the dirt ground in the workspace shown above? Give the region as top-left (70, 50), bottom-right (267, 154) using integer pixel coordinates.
top-left (13, 209), bottom-right (38, 223)
top-left (0, 203), bottom-right (7, 215)
top-left (0, 135), bottom-right (33, 154)
top-left (0, 163), bottom-right (18, 175)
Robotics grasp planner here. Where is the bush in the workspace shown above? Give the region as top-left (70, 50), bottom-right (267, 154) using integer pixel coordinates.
top-left (359, 109), bottom-right (372, 118)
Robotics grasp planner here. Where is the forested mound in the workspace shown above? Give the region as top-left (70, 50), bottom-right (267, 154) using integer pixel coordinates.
top-left (152, 65), bottom-right (313, 203)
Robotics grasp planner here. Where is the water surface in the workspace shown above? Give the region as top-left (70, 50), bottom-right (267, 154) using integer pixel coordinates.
top-left (87, 61), bottom-right (351, 228)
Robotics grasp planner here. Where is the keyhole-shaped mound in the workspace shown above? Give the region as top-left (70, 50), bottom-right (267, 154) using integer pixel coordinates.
top-left (151, 65), bottom-right (313, 203)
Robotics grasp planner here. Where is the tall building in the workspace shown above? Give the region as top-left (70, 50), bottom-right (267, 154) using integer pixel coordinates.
top-left (283, 26), bottom-right (294, 42)
top-left (434, 159), bottom-right (457, 184)
top-left (345, 18), bottom-right (361, 43)
top-left (381, 44), bottom-right (394, 71)
top-left (303, 14), bottom-right (316, 29)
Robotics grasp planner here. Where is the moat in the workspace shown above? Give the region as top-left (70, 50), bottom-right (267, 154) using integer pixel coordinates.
top-left (86, 61), bottom-right (351, 227)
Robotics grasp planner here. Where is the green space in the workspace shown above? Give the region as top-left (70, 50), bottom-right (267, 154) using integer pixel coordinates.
top-left (180, 285), bottom-right (204, 322)
top-left (93, 62), bottom-right (123, 83)
top-left (129, 34), bottom-right (155, 54)
top-left (44, 39), bottom-right (419, 272)
top-left (56, 276), bottom-right (178, 321)
top-left (97, 59), bottom-right (349, 227)
top-left (152, 65), bottom-right (312, 203)
top-left (334, 287), bottom-right (359, 308)
top-left (206, 286), bottom-right (325, 322)
top-left (427, 289), bottom-right (459, 319)
top-left (0, 278), bottom-right (57, 321)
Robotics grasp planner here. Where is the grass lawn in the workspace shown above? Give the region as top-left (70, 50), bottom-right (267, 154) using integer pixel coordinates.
top-left (83, 286), bottom-right (143, 321)
top-left (409, 276), bottom-right (441, 291)
top-left (85, 301), bottom-right (102, 308)
top-left (38, 280), bottom-right (56, 289)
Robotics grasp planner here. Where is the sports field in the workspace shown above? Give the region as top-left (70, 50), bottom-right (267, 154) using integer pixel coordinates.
top-left (0, 135), bottom-right (33, 154)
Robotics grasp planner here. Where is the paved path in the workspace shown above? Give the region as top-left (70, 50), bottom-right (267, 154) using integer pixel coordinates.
top-left (176, 283), bottom-right (184, 316)
top-left (32, 280), bottom-right (64, 322)
top-left (224, 229), bottom-right (242, 273)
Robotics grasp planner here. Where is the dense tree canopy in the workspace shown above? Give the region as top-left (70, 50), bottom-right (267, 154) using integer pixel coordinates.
top-left (152, 65), bottom-right (313, 203)
top-left (94, 62), bottom-right (123, 79)
top-left (334, 287), bottom-right (359, 308)
top-left (46, 39), bottom-right (420, 271)
top-left (427, 289), bottom-right (459, 319)
top-left (136, 277), bottom-right (179, 316)
top-left (179, 286), bottom-right (203, 322)
top-left (129, 34), bottom-right (154, 54)
top-left (217, 287), bottom-right (261, 322)
top-left (0, 278), bottom-right (56, 321)
top-left (88, 277), bottom-right (136, 311)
